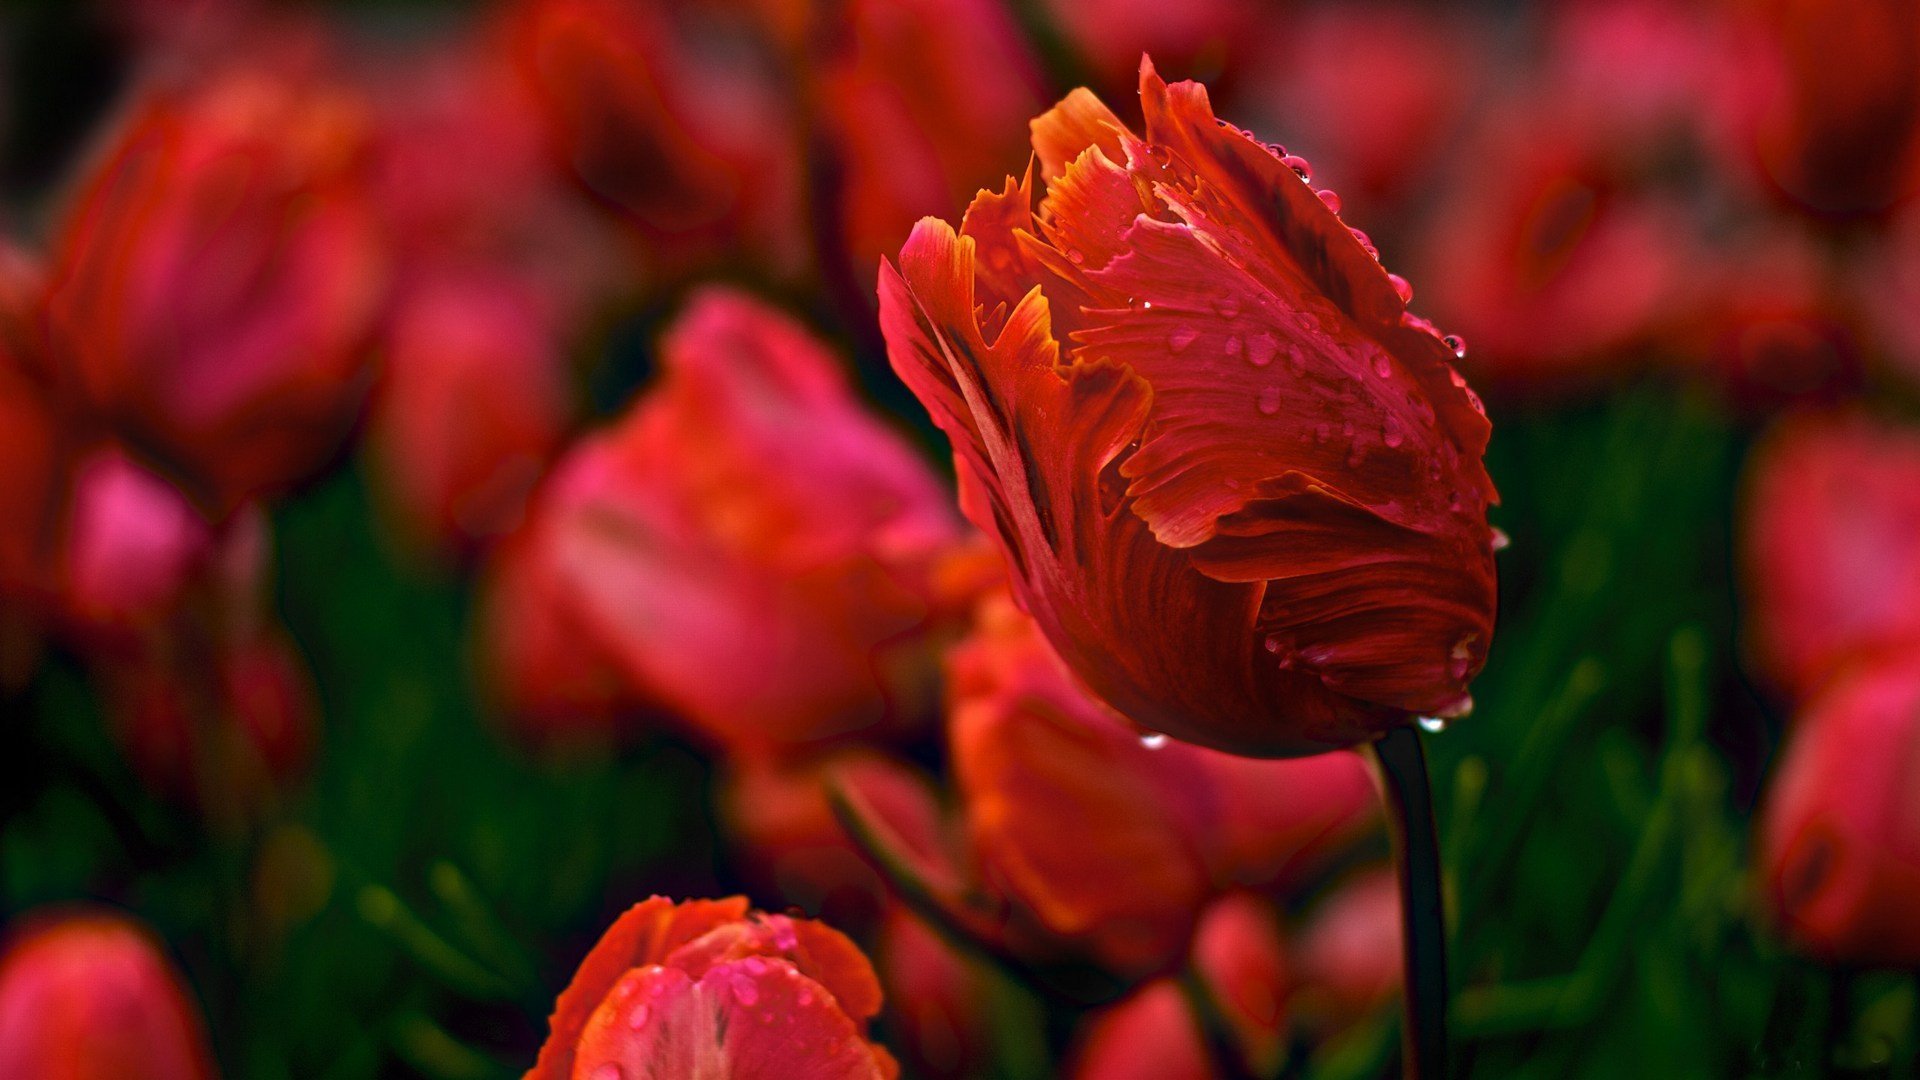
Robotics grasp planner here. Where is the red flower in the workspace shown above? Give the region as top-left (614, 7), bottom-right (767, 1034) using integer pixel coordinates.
top-left (0, 348), bottom-right (62, 615)
top-left (879, 61), bottom-right (1498, 756)
top-left (485, 287), bottom-right (968, 754)
top-left (1065, 893), bottom-right (1291, 1080)
top-left (1741, 412), bottom-right (1920, 699)
top-left (1719, 0), bottom-right (1920, 220)
top-left (367, 269), bottom-right (571, 550)
top-left (1758, 656), bottom-right (1920, 965)
top-left (528, 896), bottom-right (898, 1080)
top-left (509, 0), bottom-right (803, 273)
top-left (1292, 866), bottom-right (1402, 1031)
top-left (874, 907), bottom-right (992, 1080)
top-left (44, 56), bottom-right (388, 514)
top-left (811, 0), bottom-right (1044, 276)
top-left (0, 908), bottom-right (218, 1080)
top-left (55, 446), bottom-right (223, 646)
top-left (936, 593), bottom-right (1377, 983)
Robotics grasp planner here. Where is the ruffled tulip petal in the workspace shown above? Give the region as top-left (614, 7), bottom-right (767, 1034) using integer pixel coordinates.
top-left (572, 961), bottom-right (896, 1080)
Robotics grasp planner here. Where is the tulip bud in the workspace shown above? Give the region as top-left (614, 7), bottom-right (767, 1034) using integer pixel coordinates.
top-left (0, 908), bottom-right (219, 1080)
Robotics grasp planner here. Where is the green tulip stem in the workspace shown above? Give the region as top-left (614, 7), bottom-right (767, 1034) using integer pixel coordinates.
top-left (1372, 725), bottom-right (1449, 1080)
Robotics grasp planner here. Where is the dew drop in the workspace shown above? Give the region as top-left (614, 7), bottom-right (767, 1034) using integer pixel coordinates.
top-left (1225, 335), bottom-right (1244, 357)
top-left (1169, 327), bottom-right (1199, 352)
top-left (1490, 527), bottom-right (1511, 552)
top-left (1139, 732), bottom-right (1169, 750)
top-left (1417, 716), bottom-right (1448, 734)
top-left (628, 1003), bottom-right (651, 1030)
top-left (591, 1066), bottom-right (625, 1080)
top-left (1443, 334), bottom-right (1468, 358)
top-left (1373, 355), bottom-right (1393, 378)
top-left (1316, 189), bottom-right (1342, 213)
top-left (1282, 155), bottom-right (1313, 182)
top-left (1066, 248), bottom-right (1086, 265)
top-left (1212, 295), bottom-right (1242, 318)
top-left (1246, 332), bottom-right (1278, 367)
top-left (1257, 386), bottom-right (1282, 415)
top-left (742, 957), bottom-right (768, 975)
top-left (1388, 273), bottom-right (1414, 304)
top-left (733, 978), bottom-right (759, 1006)
top-left (797, 988), bottom-right (813, 1006)
top-left (1383, 418), bottom-right (1405, 448)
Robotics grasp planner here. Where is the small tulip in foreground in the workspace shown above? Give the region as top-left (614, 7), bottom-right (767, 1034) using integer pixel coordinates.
top-left (879, 60), bottom-right (1498, 756)
top-left (0, 908), bottom-right (219, 1080)
top-left (528, 896), bottom-right (897, 1080)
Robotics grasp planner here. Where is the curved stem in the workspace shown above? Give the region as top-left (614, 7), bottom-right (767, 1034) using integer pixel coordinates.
top-left (1371, 725), bottom-right (1449, 1080)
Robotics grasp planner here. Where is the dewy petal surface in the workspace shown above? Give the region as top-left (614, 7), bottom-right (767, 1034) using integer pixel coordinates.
top-left (881, 61), bottom-right (1497, 753)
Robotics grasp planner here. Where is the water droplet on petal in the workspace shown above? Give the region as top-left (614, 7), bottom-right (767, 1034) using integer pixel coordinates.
top-left (1247, 333), bottom-right (1278, 367)
top-left (1258, 386), bottom-right (1281, 415)
top-left (1388, 273), bottom-right (1414, 304)
top-left (1383, 418), bottom-right (1404, 448)
top-left (1443, 334), bottom-right (1467, 358)
top-left (1169, 327), bottom-right (1199, 352)
top-left (1139, 732), bottom-right (1169, 750)
top-left (1373, 355), bottom-right (1393, 378)
top-left (628, 1003), bottom-right (651, 1030)
top-left (1212, 295), bottom-right (1242, 318)
top-left (1225, 335), bottom-right (1244, 357)
top-left (591, 1066), bottom-right (625, 1080)
top-left (733, 978), bottom-right (759, 1006)
top-left (1490, 527), bottom-right (1511, 552)
top-left (1417, 716), bottom-right (1448, 734)
top-left (1282, 155), bottom-right (1313, 182)
top-left (1066, 248), bottom-right (1086, 265)
top-left (1316, 189), bottom-right (1342, 213)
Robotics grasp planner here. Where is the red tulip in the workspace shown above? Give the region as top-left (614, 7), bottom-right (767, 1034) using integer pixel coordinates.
top-left (509, 0), bottom-right (804, 274)
top-left (944, 593), bottom-right (1377, 982)
top-left (528, 895), bottom-right (898, 1080)
top-left (367, 269), bottom-right (571, 550)
top-left (1042, 0), bottom-right (1265, 90)
top-left (1066, 893), bottom-right (1290, 1080)
top-left (875, 907), bottom-right (992, 1080)
top-left (1741, 412), bottom-right (1920, 699)
top-left (0, 349), bottom-right (63, 615)
top-left (879, 61), bottom-right (1498, 756)
top-left (1413, 106), bottom-right (1706, 388)
top-left (493, 287), bottom-right (967, 754)
top-left (103, 623), bottom-right (316, 816)
top-left (811, 0), bottom-right (1044, 276)
top-left (1719, 0), bottom-right (1920, 220)
top-left (44, 55), bottom-right (388, 514)
top-left (0, 908), bottom-right (218, 1080)
top-left (1758, 656), bottom-right (1920, 965)
top-left (1292, 867), bottom-right (1403, 1031)
top-left (55, 446), bottom-right (222, 646)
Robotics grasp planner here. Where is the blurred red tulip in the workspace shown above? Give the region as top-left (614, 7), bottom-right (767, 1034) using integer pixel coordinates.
top-left (1043, 0), bottom-right (1263, 90)
top-left (1415, 107), bottom-right (1706, 388)
top-left (1292, 866), bottom-right (1402, 1031)
top-left (0, 350), bottom-right (63, 610)
top-left (509, 0), bottom-right (804, 275)
top-left (720, 749), bottom-right (950, 930)
top-left (1066, 892), bottom-right (1290, 1080)
top-left (368, 269), bottom-right (571, 550)
top-left (945, 594), bottom-right (1377, 982)
top-left (56, 445), bottom-right (221, 645)
top-left (1251, 2), bottom-right (1486, 211)
top-left (0, 908), bottom-right (218, 1080)
top-left (500, 287), bottom-right (967, 754)
top-left (875, 907), bottom-right (991, 1080)
top-left (528, 895), bottom-right (898, 1080)
top-left (1681, 227), bottom-right (1859, 403)
top-left (1758, 656), bottom-right (1920, 965)
top-left (44, 56), bottom-right (388, 514)
top-left (880, 62), bottom-right (1498, 756)
top-left (1719, 0), bottom-right (1920, 220)
top-left (811, 0), bottom-right (1044, 277)
top-left (1741, 412), bottom-right (1920, 699)
top-left (104, 623), bottom-right (316, 815)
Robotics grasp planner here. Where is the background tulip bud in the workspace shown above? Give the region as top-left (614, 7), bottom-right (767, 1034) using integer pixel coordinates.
top-left (0, 908), bottom-right (219, 1080)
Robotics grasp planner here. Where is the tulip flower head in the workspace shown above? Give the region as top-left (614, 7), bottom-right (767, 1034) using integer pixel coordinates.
top-left (1759, 656), bottom-right (1920, 965)
top-left (0, 908), bottom-right (218, 1080)
top-left (528, 896), bottom-right (897, 1080)
top-left (880, 60), bottom-right (1499, 756)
